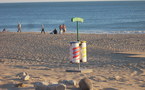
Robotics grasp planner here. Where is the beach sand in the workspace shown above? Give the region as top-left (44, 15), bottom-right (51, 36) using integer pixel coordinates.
top-left (0, 32), bottom-right (145, 90)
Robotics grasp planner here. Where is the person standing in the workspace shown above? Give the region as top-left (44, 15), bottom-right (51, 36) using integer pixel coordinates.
top-left (41, 24), bottom-right (45, 34)
top-left (59, 25), bottom-right (63, 34)
top-left (17, 23), bottom-right (21, 32)
top-left (62, 24), bottom-right (66, 33)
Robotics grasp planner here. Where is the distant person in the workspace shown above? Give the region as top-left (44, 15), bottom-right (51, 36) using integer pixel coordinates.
top-left (2, 28), bottom-right (6, 32)
top-left (41, 24), bottom-right (45, 34)
top-left (62, 24), bottom-right (66, 33)
top-left (59, 25), bottom-right (63, 34)
top-left (2, 28), bottom-right (8, 32)
top-left (53, 28), bottom-right (58, 34)
top-left (59, 29), bottom-right (63, 34)
top-left (59, 25), bottom-right (63, 30)
top-left (17, 23), bottom-right (21, 32)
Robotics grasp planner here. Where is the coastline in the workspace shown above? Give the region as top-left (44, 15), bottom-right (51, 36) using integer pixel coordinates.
top-left (0, 32), bottom-right (145, 90)
top-left (1, 30), bottom-right (145, 34)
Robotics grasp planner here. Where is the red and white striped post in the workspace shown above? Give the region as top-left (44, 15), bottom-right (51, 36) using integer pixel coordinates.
top-left (70, 41), bottom-right (81, 69)
top-left (70, 41), bottom-right (80, 63)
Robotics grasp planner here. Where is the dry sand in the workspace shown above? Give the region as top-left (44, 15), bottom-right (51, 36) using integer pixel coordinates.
top-left (0, 32), bottom-right (145, 90)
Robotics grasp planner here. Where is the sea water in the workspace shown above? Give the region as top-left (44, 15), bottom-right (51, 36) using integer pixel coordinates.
top-left (0, 1), bottom-right (145, 34)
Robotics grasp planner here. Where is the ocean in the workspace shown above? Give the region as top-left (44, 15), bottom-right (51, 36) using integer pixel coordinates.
top-left (0, 1), bottom-right (145, 34)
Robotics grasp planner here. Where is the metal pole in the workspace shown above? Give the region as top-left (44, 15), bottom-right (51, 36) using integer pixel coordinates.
top-left (76, 21), bottom-right (80, 70)
top-left (77, 21), bottom-right (79, 41)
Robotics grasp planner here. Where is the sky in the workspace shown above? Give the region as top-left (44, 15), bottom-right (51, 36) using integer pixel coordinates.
top-left (0, 0), bottom-right (144, 3)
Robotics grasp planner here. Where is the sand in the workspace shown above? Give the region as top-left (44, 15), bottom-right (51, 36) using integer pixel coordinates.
top-left (0, 32), bottom-right (145, 90)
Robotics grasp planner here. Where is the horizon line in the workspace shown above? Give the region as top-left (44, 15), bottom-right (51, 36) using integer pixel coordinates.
top-left (0, 0), bottom-right (144, 3)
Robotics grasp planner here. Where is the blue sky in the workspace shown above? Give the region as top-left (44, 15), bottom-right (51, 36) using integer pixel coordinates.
top-left (0, 0), bottom-right (144, 3)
